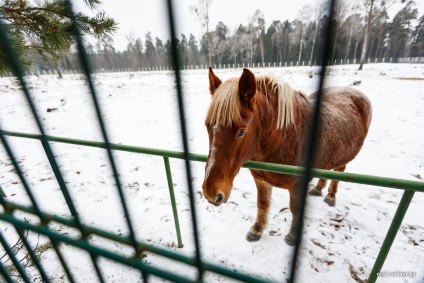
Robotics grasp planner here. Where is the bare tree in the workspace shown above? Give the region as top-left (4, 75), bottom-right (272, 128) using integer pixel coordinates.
top-left (343, 14), bottom-right (363, 62)
top-left (251, 10), bottom-right (266, 67)
top-left (358, 0), bottom-right (398, 70)
top-left (229, 27), bottom-right (244, 66)
top-left (330, 0), bottom-right (348, 64)
top-left (241, 27), bottom-right (256, 65)
top-left (96, 35), bottom-right (116, 69)
top-left (297, 5), bottom-right (313, 64)
top-left (191, 0), bottom-right (213, 66)
top-left (310, 0), bottom-right (330, 65)
top-left (341, 1), bottom-right (363, 62)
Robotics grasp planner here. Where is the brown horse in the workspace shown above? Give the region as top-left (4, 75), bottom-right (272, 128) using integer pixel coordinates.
top-left (202, 67), bottom-right (372, 245)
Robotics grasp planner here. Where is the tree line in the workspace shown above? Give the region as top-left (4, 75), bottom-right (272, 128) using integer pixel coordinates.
top-left (5, 0), bottom-right (424, 75)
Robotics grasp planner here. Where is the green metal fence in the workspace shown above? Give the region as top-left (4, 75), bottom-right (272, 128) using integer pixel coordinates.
top-left (1, 0), bottom-right (423, 282)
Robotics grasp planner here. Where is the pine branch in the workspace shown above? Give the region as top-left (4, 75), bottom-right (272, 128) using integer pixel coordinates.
top-left (0, 0), bottom-right (117, 74)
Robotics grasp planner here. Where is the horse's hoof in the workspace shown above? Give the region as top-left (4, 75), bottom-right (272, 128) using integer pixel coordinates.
top-left (284, 233), bottom-right (301, 246)
top-left (246, 231), bottom-right (262, 242)
top-left (324, 197), bottom-right (336, 207)
top-left (308, 188), bottom-right (322, 197)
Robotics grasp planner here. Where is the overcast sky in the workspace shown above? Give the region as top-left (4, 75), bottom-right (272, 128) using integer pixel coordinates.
top-left (73, 0), bottom-right (424, 51)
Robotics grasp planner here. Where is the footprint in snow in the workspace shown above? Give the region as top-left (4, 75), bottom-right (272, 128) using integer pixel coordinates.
top-left (252, 245), bottom-right (266, 258)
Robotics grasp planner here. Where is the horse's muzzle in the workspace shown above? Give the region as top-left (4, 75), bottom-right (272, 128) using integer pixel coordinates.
top-left (207, 190), bottom-right (232, 206)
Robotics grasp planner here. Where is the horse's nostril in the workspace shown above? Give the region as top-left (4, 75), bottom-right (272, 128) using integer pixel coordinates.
top-left (214, 193), bottom-right (224, 205)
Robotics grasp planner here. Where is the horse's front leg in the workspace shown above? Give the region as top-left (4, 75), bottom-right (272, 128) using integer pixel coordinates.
top-left (285, 187), bottom-right (303, 246)
top-left (246, 179), bottom-right (272, 242)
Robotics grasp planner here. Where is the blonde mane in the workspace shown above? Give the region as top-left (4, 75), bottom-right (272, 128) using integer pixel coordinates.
top-left (205, 75), bottom-right (299, 129)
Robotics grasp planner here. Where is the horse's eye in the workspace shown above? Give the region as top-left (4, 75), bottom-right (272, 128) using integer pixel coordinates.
top-left (237, 129), bottom-right (246, 138)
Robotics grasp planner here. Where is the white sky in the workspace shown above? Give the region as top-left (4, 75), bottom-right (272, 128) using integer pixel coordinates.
top-left (73, 0), bottom-right (424, 51)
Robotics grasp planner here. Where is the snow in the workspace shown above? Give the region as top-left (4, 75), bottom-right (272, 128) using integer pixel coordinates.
top-left (1, 64), bottom-right (423, 282)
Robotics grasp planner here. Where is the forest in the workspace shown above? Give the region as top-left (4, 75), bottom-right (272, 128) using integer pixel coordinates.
top-left (14, 0), bottom-right (424, 73)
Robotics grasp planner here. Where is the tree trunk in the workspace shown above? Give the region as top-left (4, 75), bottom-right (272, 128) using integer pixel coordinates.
top-left (54, 61), bottom-right (63, 79)
top-left (354, 41), bottom-right (359, 62)
top-left (205, 1), bottom-right (212, 66)
top-left (358, 0), bottom-right (374, 70)
top-left (331, 26), bottom-right (338, 64)
top-left (298, 26), bottom-right (304, 65)
top-left (310, 25), bottom-right (318, 66)
top-left (375, 37), bottom-right (381, 59)
top-left (369, 37), bottom-right (376, 61)
top-left (250, 39), bottom-right (253, 65)
top-left (260, 31), bottom-right (265, 67)
top-left (344, 28), bottom-right (353, 62)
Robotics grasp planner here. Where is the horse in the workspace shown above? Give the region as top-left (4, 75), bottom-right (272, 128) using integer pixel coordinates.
top-left (202, 67), bottom-right (372, 245)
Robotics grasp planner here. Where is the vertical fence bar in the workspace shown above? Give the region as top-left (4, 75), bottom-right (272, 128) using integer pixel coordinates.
top-left (289, 0), bottom-right (335, 282)
top-left (63, 2), bottom-right (146, 282)
top-left (0, 21), bottom-right (78, 219)
top-left (0, 257), bottom-right (15, 283)
top-left (0, 232), bottom-right (32, 283)
top-left (0, 21), bottom-right (80, 283)
top-left (165, 0), bottom-right (204, 280)
top-left (0, 225), bottom-right (51, 283)
top-left (368, 190), bottom-right (415, 283)
top-left (0, 130), bottom-right (77, 283)
top-left (163, 157), bottom-right (183, 248)
top-left (0, 185), bottom-right (5, 198)
top-left (0, 7), bottom-right (112, 282)
top-left (0, 132), bottom-right (78, 282)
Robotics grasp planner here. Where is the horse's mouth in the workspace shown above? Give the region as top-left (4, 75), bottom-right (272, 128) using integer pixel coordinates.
top-left (223, 191), bottom-right (231, 203)
top-left (208, 190), bottom-right (232, 207)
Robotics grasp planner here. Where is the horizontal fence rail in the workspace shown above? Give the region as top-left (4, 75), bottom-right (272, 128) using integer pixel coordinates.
top-left (2, 130), bottom-right (423, 193)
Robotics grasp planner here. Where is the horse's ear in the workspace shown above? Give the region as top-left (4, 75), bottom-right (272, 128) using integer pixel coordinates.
top-left (238, 68), bottom-right (256, 106)
top-left (209, 67), bottom-right (222, 95)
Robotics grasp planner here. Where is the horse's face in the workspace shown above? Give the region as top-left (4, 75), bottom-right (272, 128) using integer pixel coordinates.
top-left (202, 68), bottom-right (259, 206)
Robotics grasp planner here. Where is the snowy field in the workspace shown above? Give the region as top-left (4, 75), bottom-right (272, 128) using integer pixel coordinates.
top-left (0, 64), bottom-right (424, 282)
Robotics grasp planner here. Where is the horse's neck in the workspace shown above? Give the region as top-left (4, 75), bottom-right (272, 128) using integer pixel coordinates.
top-left (254, 90), bottom-right (311, 165)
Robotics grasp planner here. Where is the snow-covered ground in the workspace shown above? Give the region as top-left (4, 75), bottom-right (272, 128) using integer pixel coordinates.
top-left (0, 64), bottom-right (423, 282)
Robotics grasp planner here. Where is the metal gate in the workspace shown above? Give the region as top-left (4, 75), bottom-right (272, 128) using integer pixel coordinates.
top-left (1, 1), bottom-right (423, 282)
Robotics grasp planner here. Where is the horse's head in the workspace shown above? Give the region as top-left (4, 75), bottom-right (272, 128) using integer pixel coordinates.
top-left (202, 67), bottom-right (260, 206)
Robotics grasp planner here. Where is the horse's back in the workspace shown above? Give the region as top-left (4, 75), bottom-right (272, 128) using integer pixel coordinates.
top-left (309, 87), bottom-right (372, 169)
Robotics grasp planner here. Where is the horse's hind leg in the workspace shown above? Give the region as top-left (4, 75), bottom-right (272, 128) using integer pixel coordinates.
top-left (308, 178), bottom-right (327, 196)
top-left (324, 165), bottom-right (346, 207)
top-left (284, 186), bottom-right (303, 246)
top-left (246, 179), bottom-right (272, 242)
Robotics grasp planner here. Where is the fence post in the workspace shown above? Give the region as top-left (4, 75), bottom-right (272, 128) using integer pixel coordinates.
top-left (163, 157), bottom-right (183, 248)
top-left (368, 190), bottom-right (415, 283)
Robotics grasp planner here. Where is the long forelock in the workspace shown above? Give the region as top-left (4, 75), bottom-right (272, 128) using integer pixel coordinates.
top-left (205, 75), bottom-right (301, 129)
top-left (205, 78), bottom-right (242, 127)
